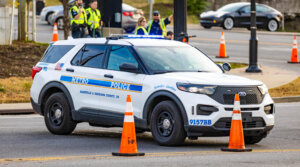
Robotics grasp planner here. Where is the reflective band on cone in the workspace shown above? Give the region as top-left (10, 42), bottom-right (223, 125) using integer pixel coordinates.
top-left (112, 95), bottom-right (145, 156)
top-left (216, 32), bottom-right (229, 58)
top-left (52, 23), bottom-right (59, 42)
top-left (221, 94), bottom-right (252, 152)
top-left (288, 36), bottom-right (300, 63)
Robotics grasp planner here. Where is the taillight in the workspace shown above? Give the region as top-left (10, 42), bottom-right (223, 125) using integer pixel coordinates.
top-left (123, 11), bottom-right (133, 16)
top-left (32, 67), bottom-right (42, 79)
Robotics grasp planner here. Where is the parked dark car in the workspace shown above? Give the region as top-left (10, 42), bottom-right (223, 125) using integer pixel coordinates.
top-left (200, 2), bottom-right (283, 31)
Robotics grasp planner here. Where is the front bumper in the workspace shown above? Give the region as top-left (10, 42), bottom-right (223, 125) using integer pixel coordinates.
top-left (200, 18), bottom-right (223, 27)
top-left (30, 97), bottom-right (42, 115)
top-left (185, 124), bottom-right (274, 137)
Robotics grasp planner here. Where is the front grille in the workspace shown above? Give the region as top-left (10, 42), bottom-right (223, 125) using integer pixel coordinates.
top-left (214, 117), bottom-right (266, 129)
top-left (209, 87), bottom-right (264, 105)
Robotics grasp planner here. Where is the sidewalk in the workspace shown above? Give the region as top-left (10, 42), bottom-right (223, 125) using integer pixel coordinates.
top-left (0, 65), bottom-right (299, 114)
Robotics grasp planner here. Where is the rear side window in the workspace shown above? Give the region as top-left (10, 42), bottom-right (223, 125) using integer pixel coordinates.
top-left (41, 45), bottom-right (74, 63)
top-left (71, 45), bottom-right (106, 68)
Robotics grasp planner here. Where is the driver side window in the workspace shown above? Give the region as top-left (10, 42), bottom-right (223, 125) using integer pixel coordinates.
top-left (107, 46), bottom-right (139, 71)
top-left (240, 6), bottom-right (250, 14)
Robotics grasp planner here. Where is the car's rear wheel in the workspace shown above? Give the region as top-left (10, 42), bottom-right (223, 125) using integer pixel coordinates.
top-left (244, 133), bottom-right (266, 144)
top-left (44, 92), bottom-right (77, 135)
top-left (47, 13), bottom-right (53, 25)
top-left (150, 101), bottom-right (186, 146)
top-left (223, 17), bottom-right (234, 30)
top-left (267, 19), bottom-right (278, 32)
top-left (56, 17), bottom-right (64, 30)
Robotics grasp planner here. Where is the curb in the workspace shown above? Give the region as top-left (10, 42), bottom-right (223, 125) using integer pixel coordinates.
top-left (272, 96), bottom-right (300, 103)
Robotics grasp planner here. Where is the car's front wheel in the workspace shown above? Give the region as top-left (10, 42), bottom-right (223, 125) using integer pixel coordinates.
top-left (44, 92), bottom-right (77, 135)
top-left (267, 19), bottom-right (278, 32)
top-left (56, 17), bottom-right (64, 30)
top-left (223, 17), bottom-right (234, 30)
top-left (150, 101), bottom-right (186, 146)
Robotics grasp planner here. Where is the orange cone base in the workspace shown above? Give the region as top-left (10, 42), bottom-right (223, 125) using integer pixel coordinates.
top-left (287, 61), bottom-right (300, 64)
top-left (216, 56), bottom-right (229, 58)
top-left (221, 147), bottom-right (252, 152)
top-left (112, 152), bottom-right (145, 156)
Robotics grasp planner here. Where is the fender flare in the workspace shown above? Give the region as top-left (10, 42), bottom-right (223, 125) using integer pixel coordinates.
top-left (143, 90), bottom-right (189, 127)
top-left (38, 81), bottom-right (75, 115)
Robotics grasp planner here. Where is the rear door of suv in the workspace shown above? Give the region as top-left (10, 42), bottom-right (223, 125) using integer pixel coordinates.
top-left (61, 44), bottom-right (111, 112)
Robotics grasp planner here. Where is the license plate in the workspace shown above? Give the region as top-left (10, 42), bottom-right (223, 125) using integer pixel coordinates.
top-left (241, 112), bottom-right (252, 123)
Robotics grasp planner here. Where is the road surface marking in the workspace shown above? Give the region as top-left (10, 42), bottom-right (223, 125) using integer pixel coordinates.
top-left (192, 37), bottom-right (292, 46)
top-left (1, 149), bottom-right (300, 164)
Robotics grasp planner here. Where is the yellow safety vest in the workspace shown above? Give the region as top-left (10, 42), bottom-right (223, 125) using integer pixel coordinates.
top-left (86, 7), bottom-right (101, 29)
top-left (70, 5), bottom-right (87, 26)
top-left (135, 27), bottom-right (148, 35)
top-left (147, 19), bottom-right (167, 36)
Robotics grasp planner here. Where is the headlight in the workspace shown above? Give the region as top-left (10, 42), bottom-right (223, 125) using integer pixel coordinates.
top-left (177, 83), bottom-right (217, 95)
top-left (258, 84), bottom-right (268, 95)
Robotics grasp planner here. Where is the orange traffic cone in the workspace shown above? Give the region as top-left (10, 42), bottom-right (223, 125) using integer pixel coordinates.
top-left (216, 32), bottom-right (229, 58)
top-left (112, 95), bottom-right (145, 156)
top-left (52, 22), bottom-right (59, 42)
top-left (221, 94), bottom-right (252, 152)
top-left (288, 36), bottom-right (300, 63)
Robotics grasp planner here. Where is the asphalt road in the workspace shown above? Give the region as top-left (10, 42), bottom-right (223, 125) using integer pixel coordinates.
top-left (0, 102), bottom-right (299, 166)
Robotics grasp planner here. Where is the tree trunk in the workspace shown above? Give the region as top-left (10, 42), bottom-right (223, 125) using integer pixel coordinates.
top-left (60, 0), bottom-right (70, 39)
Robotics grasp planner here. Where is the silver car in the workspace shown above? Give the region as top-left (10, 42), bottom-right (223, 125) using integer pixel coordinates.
top-left (41, 0), bottom-right (142, 33)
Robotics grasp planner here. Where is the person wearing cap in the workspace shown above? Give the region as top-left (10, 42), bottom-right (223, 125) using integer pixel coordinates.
top-left (135, 17), bottom-right (148, 35)
top-left (70, 0), bottom-right (88, 38)
top-left (86, 0), bottom-right (102, 38)
top-left (147, 11), bottom-right (173, 36)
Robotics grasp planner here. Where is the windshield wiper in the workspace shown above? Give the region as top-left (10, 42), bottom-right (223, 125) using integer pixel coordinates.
top-left (153, 70), bottom-right (177, 74)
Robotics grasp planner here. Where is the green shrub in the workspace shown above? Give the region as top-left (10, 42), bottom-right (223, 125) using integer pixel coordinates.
top-left (187, 0), bottom-right (208, 16)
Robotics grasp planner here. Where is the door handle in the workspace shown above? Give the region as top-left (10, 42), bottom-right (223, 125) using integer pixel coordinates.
top-left (66, 68), bottom-right (74, 72)
top-left (104, 74), bottom-right (113, 79)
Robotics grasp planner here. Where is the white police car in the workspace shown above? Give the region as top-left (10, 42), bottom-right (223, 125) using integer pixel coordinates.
top-left (30, 36), bottom-right (274, 146)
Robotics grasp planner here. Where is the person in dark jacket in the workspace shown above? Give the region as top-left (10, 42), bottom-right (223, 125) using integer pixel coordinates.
top-left (147, 11), bottom-right (173, 36)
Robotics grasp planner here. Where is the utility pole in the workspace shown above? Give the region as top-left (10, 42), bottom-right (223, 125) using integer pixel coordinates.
top-left (173, 0), bottom-right (187, 40)
top-left (32, 0), bottom-right (36, 41)
top-left (246, 0), bottom-right (261, 73)
top-left (18, 0), bottom-right (27, 41)
top-left (148, 0), bottom-right (154, 21)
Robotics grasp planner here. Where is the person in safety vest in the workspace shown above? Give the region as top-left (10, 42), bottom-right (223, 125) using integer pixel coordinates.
top-left (70, 0), bottom-right (88, 38)
top-left (135, 17), bottom-right (148, 35)
top-left (147, 11), bottom-right (173, 36)
top-left (86, 0), bottom-right (102, 38)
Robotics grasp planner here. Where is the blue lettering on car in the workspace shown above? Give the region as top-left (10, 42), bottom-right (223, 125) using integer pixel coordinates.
top-left (60, 75), bottom-right (142, 93)
top-left (189, 119), bottom-right (212, 126)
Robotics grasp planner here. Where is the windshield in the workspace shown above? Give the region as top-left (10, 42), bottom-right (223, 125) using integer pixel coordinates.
top-left (134, 46), bottom-right (222, 74)
top-left (217, 3), bottom-right (246, 12)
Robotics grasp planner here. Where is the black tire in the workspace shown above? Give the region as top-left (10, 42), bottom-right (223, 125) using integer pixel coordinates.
top-left (44, 92), bottom-right (77, 135)
top-left (150, 101), bottom-right (186, 146)
top-left (244, 134), bottom-right (266, 144)
top-left (203, 25), bottom-right (212, 29)
top-left (56, 17), bottom-right (64, 30)
top-left (223, 17), bottom-right (234, 30)
top-left (267, 19), bottom-right (278, 32)
top-left (46, 13), bottom-right (53, 25)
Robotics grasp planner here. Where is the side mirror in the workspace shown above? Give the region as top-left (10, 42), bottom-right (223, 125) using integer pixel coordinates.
top-left (119, 63), bottom-right (139, 73)
top-left (222, 63), bottom-right (231, 71)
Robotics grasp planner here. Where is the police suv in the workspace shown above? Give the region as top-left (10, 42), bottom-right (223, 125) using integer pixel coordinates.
top-left (30, 36), bottom-right (274, 146)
